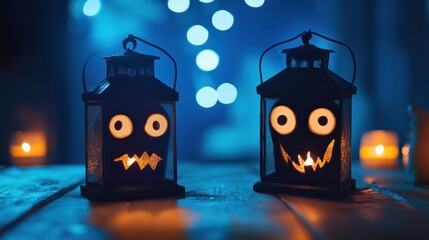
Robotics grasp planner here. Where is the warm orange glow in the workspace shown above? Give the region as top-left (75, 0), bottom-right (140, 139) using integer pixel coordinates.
top-left (402, 143), bottom-right (410, 167)
top-left (284, 140), bottom-right (335, 174)
top-left (10, 131), bottom-right (47, 166)
top-left (114, 152), bottom-right (163, 170)
top-left (360, 130), bottom-right (399, 168)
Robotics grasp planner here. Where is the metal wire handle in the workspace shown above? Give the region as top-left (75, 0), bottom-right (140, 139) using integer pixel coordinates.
top-left (259, 30), bottom-right (356, 86)
top-left (82, 34), bottom-right (178, 94)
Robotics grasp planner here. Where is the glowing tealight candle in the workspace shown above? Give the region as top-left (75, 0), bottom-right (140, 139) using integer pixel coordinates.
top-left (9, 131), bottom-right (47, 166)
top-left (360, 130), bottom-right (399, 168)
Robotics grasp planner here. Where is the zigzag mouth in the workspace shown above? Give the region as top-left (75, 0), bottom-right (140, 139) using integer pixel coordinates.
top-left (114, 152), bottom-right (163, 171)
top-left (280, 139), bottom-right (335, 174)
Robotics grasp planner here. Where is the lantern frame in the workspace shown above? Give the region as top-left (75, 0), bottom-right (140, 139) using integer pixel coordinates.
top-left (253, 30), bottom-right (357, 197)
top-left (80, 34), bottom-right (185, 201)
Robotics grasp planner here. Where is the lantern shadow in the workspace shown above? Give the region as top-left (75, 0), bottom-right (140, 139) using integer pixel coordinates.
top-left (88, 199), bottom-right (198, 240)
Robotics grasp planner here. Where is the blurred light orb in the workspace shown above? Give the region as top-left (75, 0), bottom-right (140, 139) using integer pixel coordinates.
top-left (212, 10), bottom-right (234, 31)
top-left (217, 83), bottom-right (237, 104)
top-left (187, 25), bottom-right (209, 46)
top-left (244, 0), bottom-right (265, 8)
top-left (83, 0), bottom-right (101, 17)
top-left (199, 0), bottom-right (214, 3)
top-left (168, 0), bottom-right (190, 13)
top-left (196, 49), bottom-right (219, 71)
top-left (196, 87), bottom-right (218, 108)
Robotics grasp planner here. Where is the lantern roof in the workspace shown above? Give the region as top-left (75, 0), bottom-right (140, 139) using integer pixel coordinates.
top-left (103, 50), bottom-right (160, 62)
top-left (82, 75), bottom-right (178, 102)
top-left (257, 68), bottom-right (356, 99)
top-left (281, 44), bottom-right (333, 56)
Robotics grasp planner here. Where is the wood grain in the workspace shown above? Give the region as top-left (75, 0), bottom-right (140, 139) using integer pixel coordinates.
top-left (0, 165), bottom-right (84, 234)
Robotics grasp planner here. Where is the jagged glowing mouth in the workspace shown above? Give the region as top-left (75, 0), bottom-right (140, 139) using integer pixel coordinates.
top-left (280, 139), bottom-right (335, 174)
top-left (114, 152), bottom-right (163, 171)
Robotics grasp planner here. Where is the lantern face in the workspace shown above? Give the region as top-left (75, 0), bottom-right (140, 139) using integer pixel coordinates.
top-left (263, 97), bottom-right (341, 187)
top-left (105, 103), bottom-right (173, 187)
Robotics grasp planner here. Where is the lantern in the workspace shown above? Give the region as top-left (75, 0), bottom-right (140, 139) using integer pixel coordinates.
top-left (359, 130), bottom-right (399, 169)
top-left (253, 30), bottom-right (357, 196)
top-left (80, 34), bottom-right (185, 200)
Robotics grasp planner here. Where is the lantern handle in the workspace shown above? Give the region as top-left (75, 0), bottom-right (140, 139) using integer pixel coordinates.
top-left (259, 32), bottom-right (306, 84)
top-left (310, 30), bottom-right (356, 85)
top-left (82, 51), bottom-right (99, 94)
top-left (124, 34), bottom-right (178, 90)
top-left (259, 30), bottom-right (357, 86)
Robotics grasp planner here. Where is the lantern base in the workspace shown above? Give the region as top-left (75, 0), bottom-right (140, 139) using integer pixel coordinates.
top-left (80, 182), bottom-right (185, 201)
top-left (253, 179), bottom-right (355, 198)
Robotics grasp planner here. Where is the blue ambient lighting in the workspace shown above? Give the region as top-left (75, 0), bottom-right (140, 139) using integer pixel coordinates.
top-left (83, 0), bottom-right (101, 17)
top-left (196, 49), bottom-right (219, 71)
top-left (168, 0), bottom-right (190, 13)
top-left (199, 0), bottom-right (214, 3)
top-left (187, 25), bottom-right (209, 46)
top-left (217, 83), bottom-right (237, 104)
top-left (244, 0), bottom-right (265, 8)
top-left (196, 86), bottom-right (218, 108)
top-left (212, 10), bottom-right (234, 31)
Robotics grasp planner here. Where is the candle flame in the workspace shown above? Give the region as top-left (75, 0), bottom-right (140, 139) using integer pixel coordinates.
top-left (127, 157), bottom-right (136, 167)
top-left (304, 151), bottom-right (314, 166)
top-left (21, 142), bottom-right (31, 153)
top-left (375, 144), bottom-right (385, 156)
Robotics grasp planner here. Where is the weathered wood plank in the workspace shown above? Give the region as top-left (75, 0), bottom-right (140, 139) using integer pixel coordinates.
top-left (355, 165), bottom-right (429, 212)
top-left (2, 188), bottom-right (108, 240)
top-left (277, 164), bottom-right (429, 240)
top-left (2, 162), bottom-right (312, 240)
top-left (0, 165), bottom-right (84, 234)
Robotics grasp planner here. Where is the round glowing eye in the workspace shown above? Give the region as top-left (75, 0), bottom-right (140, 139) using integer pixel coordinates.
top-left (308, 108), bottom-right (336, 135)
top-left (270, 106), bottom-right (296, 135)
top-left (109, 115), bottom-right (133, 139)
top-left (145, 114), bottom-right (168, 137)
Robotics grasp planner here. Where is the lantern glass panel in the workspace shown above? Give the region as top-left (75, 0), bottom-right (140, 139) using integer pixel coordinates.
top-left (262, 98), bottom-right (278, 177)
top-left (161, 103), bottom-right (176, 181)
top-left (86, 105), bottom-right (103, 184)
top-left (340, 98), bottom-right (351, 183)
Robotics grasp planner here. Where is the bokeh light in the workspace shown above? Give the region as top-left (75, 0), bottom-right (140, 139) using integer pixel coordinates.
top-left (187, 25), bottom-right (209, 46)
top-left (168, 0), bottom-right (190, 13)
top-left (212, 10), bottom-right (234, 31)
top-left (83, 0), bottom-right (101, 17)
top-left (217, 83), bottom-right (237, 104)
top-left (196, 87), bottom-right (218, 108)
top-left (199, 0), bottom-right (215, 3)
top-left (244, 0), bottom-right (265, 8)
top-left (196, 49), bottom-right (219, 71)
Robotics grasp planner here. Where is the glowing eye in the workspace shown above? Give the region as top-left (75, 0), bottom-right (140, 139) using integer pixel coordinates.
top-left (270, 106), bottom-right (296, 135)
top-left (145, 114), bottom-right (168, 137)
top-left (308, 108), bottom-right (336, 135)
top-left (109, 115), bottom-right (133, 139)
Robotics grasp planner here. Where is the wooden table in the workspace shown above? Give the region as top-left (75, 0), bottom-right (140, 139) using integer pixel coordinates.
top-left (1, 161), bottom-right (429, 239)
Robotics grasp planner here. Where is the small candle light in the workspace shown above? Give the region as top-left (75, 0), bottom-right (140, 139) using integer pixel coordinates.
top-left (401, 143), bottom-right (410, 167)
top-left (9, 131), bottom-right (47, 166)
top-left (360, 130), bottom-right (399, 169)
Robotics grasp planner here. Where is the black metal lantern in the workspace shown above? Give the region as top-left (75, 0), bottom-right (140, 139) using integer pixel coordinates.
top-left (253, 30), bottom-right (357, 197)
top-left (81, 34), bottom-right (185, 200)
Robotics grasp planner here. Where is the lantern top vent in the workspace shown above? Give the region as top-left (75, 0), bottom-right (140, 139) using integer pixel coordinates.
top-left (104, 51), bottom-right (160, 79)
top-left (282, 44), bottom-right (333, 69)
top-left (82, 34), bottom-right (179, 102)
